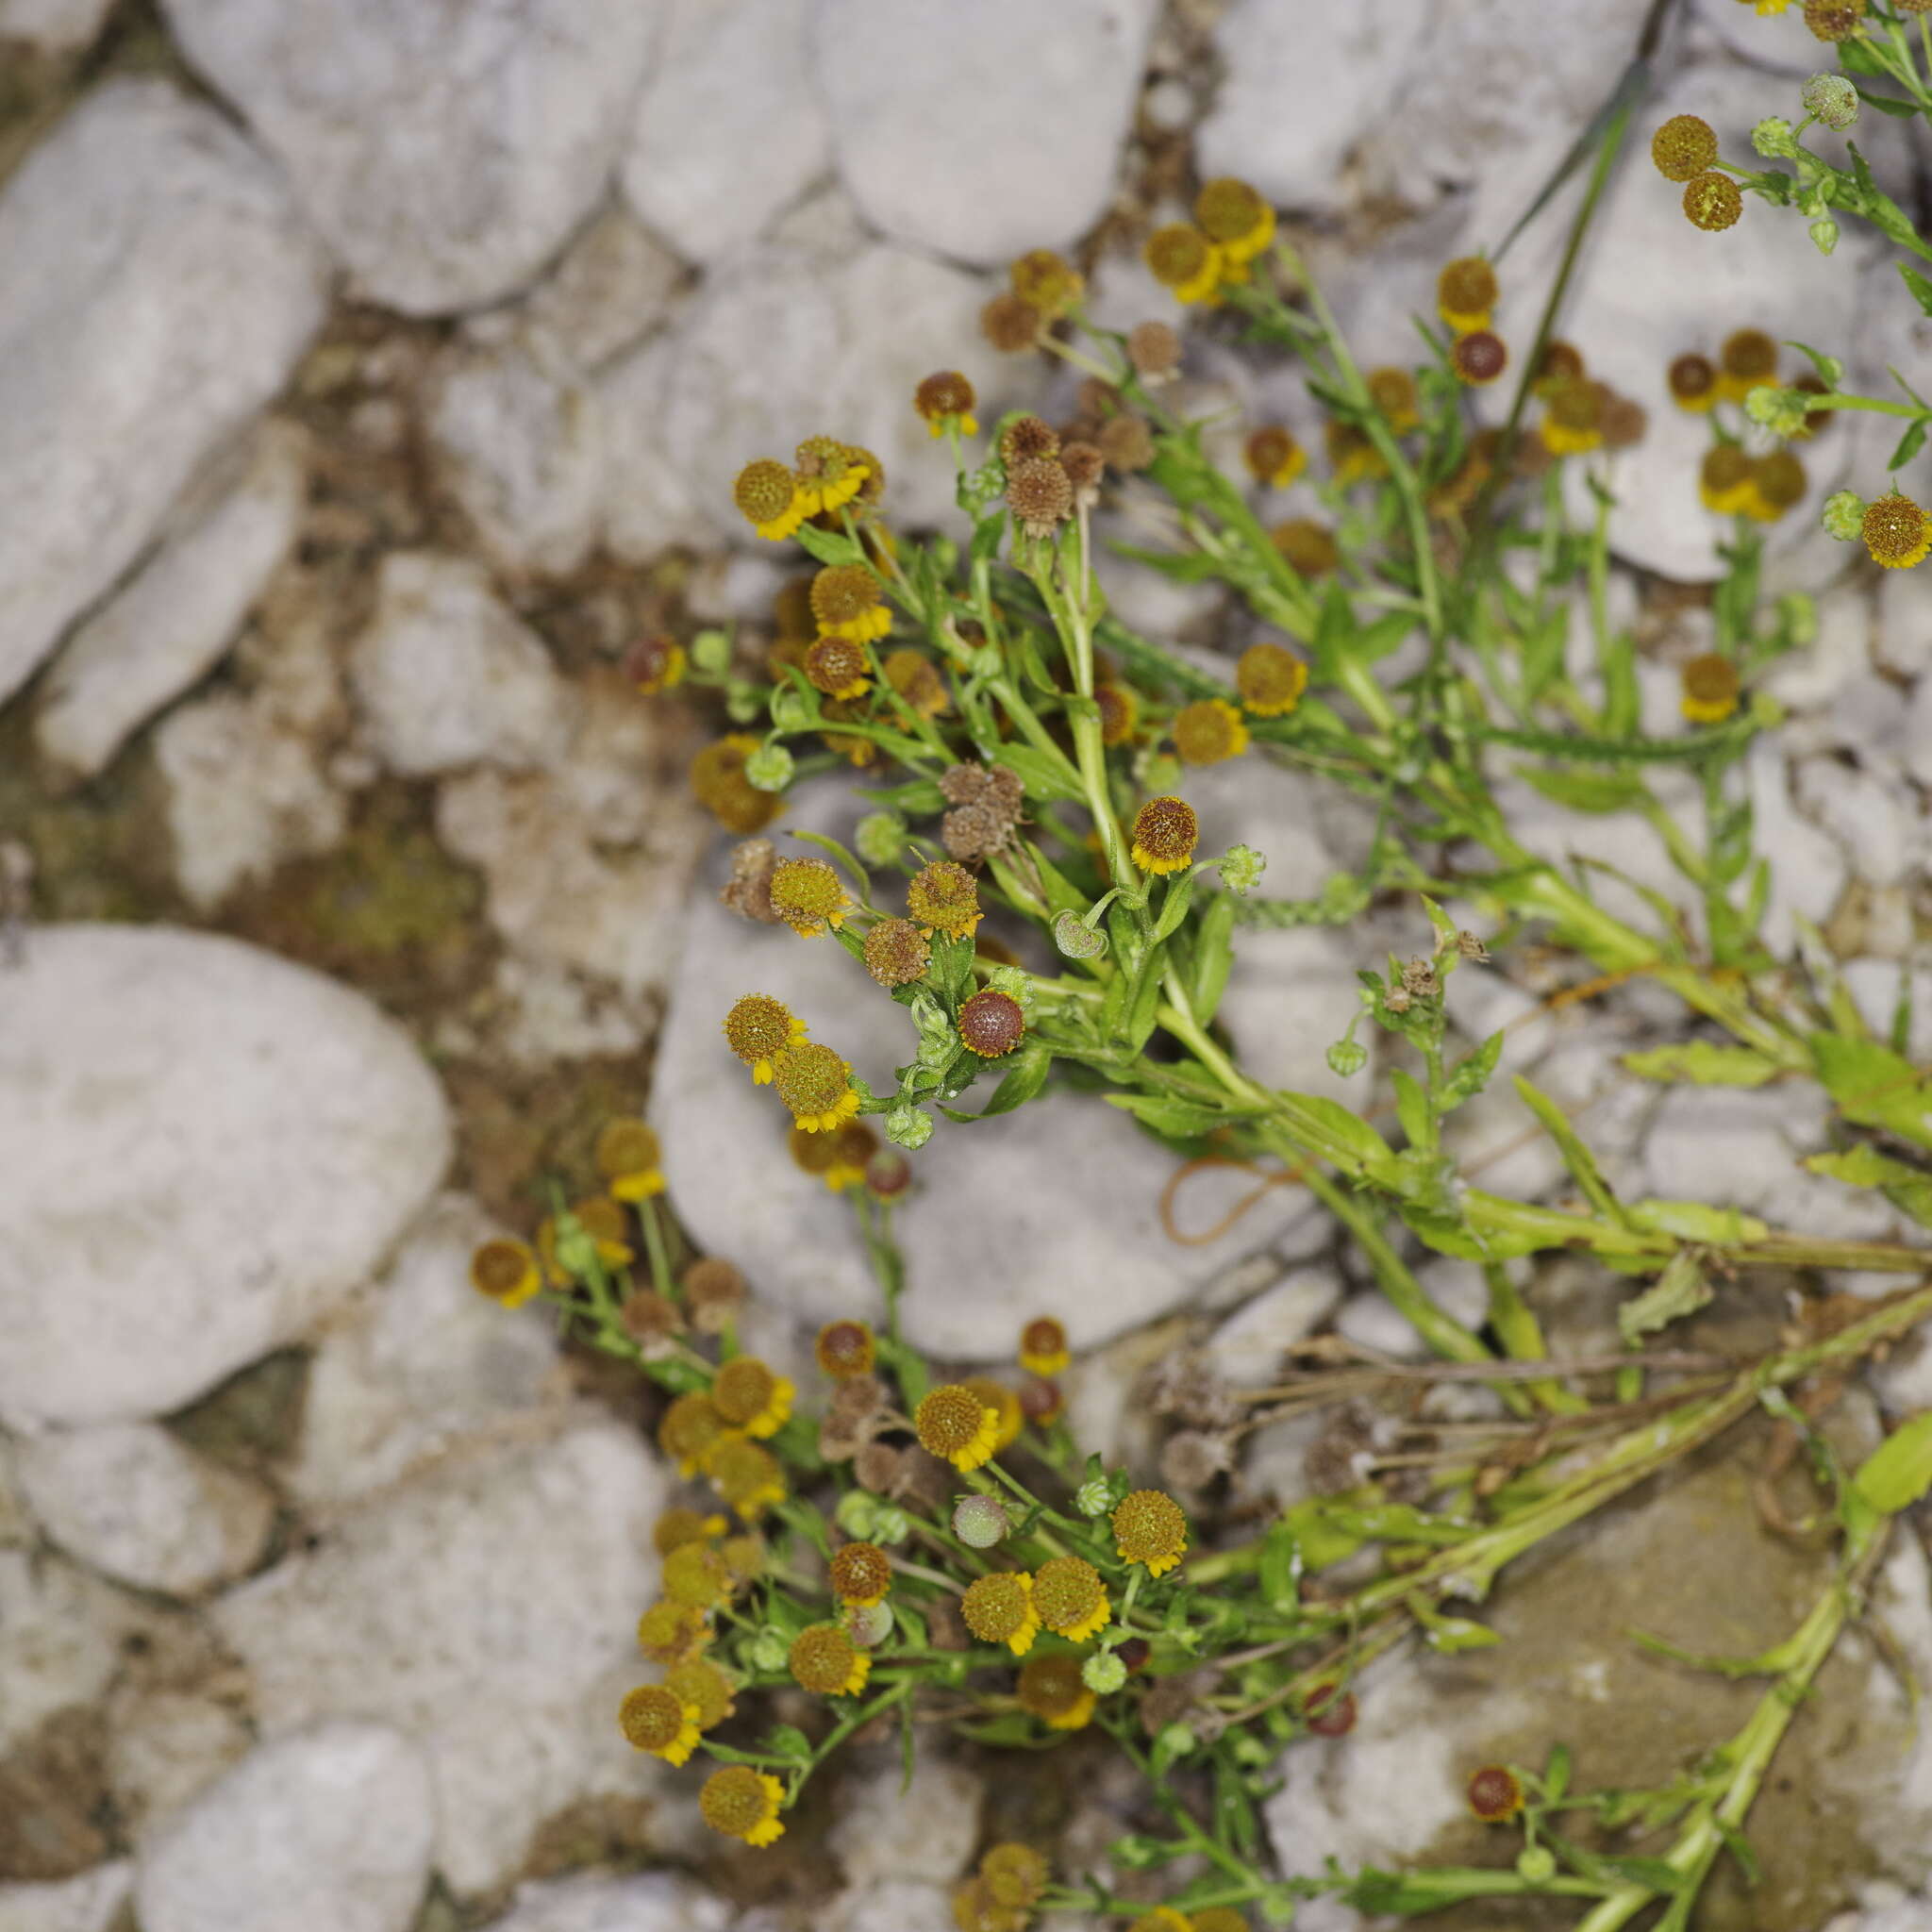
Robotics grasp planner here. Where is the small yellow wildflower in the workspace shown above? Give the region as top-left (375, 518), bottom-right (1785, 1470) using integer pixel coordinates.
top-left (1718, 326), bottom-right (1778, 404)
top-left (1097, 681), bottom-right (1140, 745)
top-left (701, 1766), bottom-right (787, 1847)
top-left (1683, 171), bottom-right (1743, 232)
top-left (1273, 517), bottom-right (1339, 576)
top-left (1747, 449), bottom-right (1806, 523)
top-left (708, 1436), bottom-right (787, 1520)
top-left (1668, 352), bottom-right (1718, 413)
top-left (1173, 697), bottom-right (1250, 765)
top-left (1018, 1316), bottom-right (1071, 1377)
top-left (810, 564), bottom-right (891, 644)
top-left (722, 992), bottom-right (805, 1085)
top-left (691, 734), bottom-right (782, 835)
top-left (1017, 1654), bottom-right (1096, 1730)
top-left (966, 1376), bottom-right (1025, 1454)
top-left (1145, 223), bottom-right (1224, 306)
top-left (1366, 367), bottom-right (1421, 435)
top-left (769, 856), bottom-right (852, 937)
top-left (658, 1392), bottom-right (737, 1478)
top-left (882, 647), bottom-right (950, 719)
top-left (1650, 113), bottom-right (1719, 182)
top-left (913, 369), bottom-right (979, 438)
top-left (1865, 491), bottom-right (1932, 568)
top-left (815, 1319), bottom-right (877, 1379)
top-left (1130, 795), bottom-right (1199, 876)
top-left (636, 1599), bottom-right (709, 1667)
top-left (1112, 1490), bottom-right (1189, 1577)
top-left (1541, 378), bottom-right (1604, 457)
top-left (469, 1238), bottom-right (541, 1309)
top-left (1698, 444), bottom-right (1756, 516)
top-left (594, 1118), bottom-right (664, 1203)
top-left (790, 1623), bottom-right (872, 1697)
top-left (1243, 424), bottom-right (1307, 488)
top-left (958, 989), bottom-right (1026, 1059)
top-left (661, 1541), bottom-right (734, 1610)
top-left (1681, 653), bottom-right (1741, 724)
top-left (980, 1844), bottom-right (1051, 1912)
top-left (1325, 419), bottom-right (1388, 487)
top-left (712, 1357), bottom-right (795, 1440)
top-left (1129, 1910), bottom-right (1194, 1932)
top-left (619, 1685), bottom-right (702, 1766)
top-left (1468, 1764), bottom-right (1524, 1823)
top-left (790, 1119), bottom-right (876, 1192)
top-left (1195, 176), bottom-right (1275, 267)
top-left (1009, 247), bottom-right (1085, 318)
top-left (907, 859), bottom-right (983, 940)
top-left (863, 917), bottom-right (931, 989)
top-left (1031, 1556), bottom-right (1110, 1642)
top-left (667, 1657), bottom-right (737, 1731)
top-left (653, 1507), bottom-right (726, 1556)
top-left (772, 1040), bottom-right (862, 1134)
top-left (804, 634), bottom-right (873, 701)
top-left (961, 1572), bottom-right (1041, 1657)
top-left (792, 435), bottom-right (869, 518)
top-left (626, 634), bottom-right (687, 694)
top-left (829, 1541), bottom-right (893, 1607)
top-left (734, 458), bottom-right (805, 541)
top-left (916, 1384), bottom-right (1003, 1473)
top-left (1436, 256), bottom-right (1498, 334)
top-left (1236, 641), bottom-right (1310, 718)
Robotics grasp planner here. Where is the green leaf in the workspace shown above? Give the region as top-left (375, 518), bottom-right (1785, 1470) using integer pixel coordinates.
top-left (1782, 340), bottom-right (1843, 391)
top-left (1513, 1074), bottom-right (1627, 1224)
top-left (1813, 1032), bottom-right (1932, 1150)
top-left (1515, 765), bottom-right (1650, 814)
top-left (1152, 870), bottom-right (1199, 942)
top-left (1618, 1249), bottom-right (1713, 1345)
top-left (991, 743), bottom-right (1086, 804)
top-left (1854, 83), bottom-right (1919, 117)
top-left (1854, 1409), bottom-right (1932, 1514)
top-left (1443, 1031), bottom-right (1504, 1108)
top-left (1287, 1092), bottom-right (1397, 1182)
top-left (1902, 261), bottom-right (1932, 322)
top-left (1717, 1823), bottom-right (1762, 1889)
top-left (1105, 1091), bottom-right (1228, 1141)
top-left (1356, 610), bottom-right (1413, 665)
top-left (1392, 1069), bottom-right (1433, 1151)
top-left (1621, 1041), bottom-right (1780, 1088)
top-left (1624, 1198), bottom-right (1766, 1242)
top-left (1804, 1144), bottom-right (1932, 1228)
top-left (1257, 1518), bottom-right (1301, 1612)
top-left (791, 523), bottom-right (864, 567)
top-left (1192, 892), bottom-right (1236, 1024)
top-left (1544, 1742), bottom-right (1571, 1804)
top-left (979, 1044), bottom-right (1052, 1118)
top-left (1891, 418), bottom-right (1929, 473)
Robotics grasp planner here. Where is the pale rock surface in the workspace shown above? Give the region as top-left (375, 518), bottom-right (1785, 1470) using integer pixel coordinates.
top-left (1203, 1269), bottom-right (1345, 1390)
top-left (1875, 561), bottom-right (1932, 680)
top-left (0, 1862), bottom-right (132, 1932)
top-left (829, 1751), bottom-right (983, 1891)
top-left (1748, 736), bottom-right (1851, 953)
top-left (484, 955), bottom-right (655, 1068)
top-left (159, 0), bottom-right (665, 314)
top-left (0, 925), bottom-right (450, 1429)
top-left (434, 677), bottom-right (711, 997)
top-left (0, 78), bottom-right (326, 707)
top-left (0, 1438), bottom-right (29, 1547)
top-left (622, 0), bottom-right (831, 265)
top-left (289, 1192), bottom-right (562, 1507)
top-left (1904, 673), bottom-right (1932, 788)
top-left (153, 691), bottom-right (347, 909)
top-left (480, 1873), bottom-right (736, 1932)
top-left (1794, 756), bottom-right (1918, 891)
top-left (135, 1722), bottom-right (433, 1932)
top-left (1764, 585), bottom-right (1873, 715)
top-left (601, 239), bottom-right (1013, 554)
top-left (824, 1883), bottom-right (960, 1932)
top-left (519, 203), bottom-right (686, 374)
top-left (212, 1423), bottom-right (670, 1894)
top-left (0, 0), bottom-right (113, 53)
top-left (13, 1424), bottom-right (274, 1598)
top-left (810, 0), bottom-right (1158, 265)
top-left (350, 552), bottom-right (580, 775)
top-left (0, 1550), bottom-right (152, 1756)
top-left (103, 1689), bottom-right (255, 1841)
top-left (34, 421), bottom-right (308, 780)
top-left (426, 331), bottom-right (607, 577)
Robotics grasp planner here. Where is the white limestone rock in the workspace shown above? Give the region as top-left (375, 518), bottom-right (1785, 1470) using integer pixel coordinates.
top-left (479, 1873), bottom-right (735, 1932)
top-left (159, 0), bottom-right (665, 314)
top-left (810, 0), bottom-right (1158, 266)
top-left (349, 553), bottom-right (580, 776)
top-left (135, 1723), bottom-right (433, 1932)
top-left (34, 421), bottom-right (308, 781)
top-left (0, 1863), bottom-right (133, 1932)
top-left (0, 78), bottom-right (326, 707)
top-left (0, 0), bottom-right (114, 54)
top-left (0, 1550), bottom-right (151, 1757)
top-left (0, 925), bottom-right (450, 1429)
top-left (520, 203), bottom-right (687, 375)
top-left (13, 1424), bottom-right (274, 1598)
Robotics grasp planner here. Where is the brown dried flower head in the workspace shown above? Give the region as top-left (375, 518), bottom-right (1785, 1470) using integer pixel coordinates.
top-left (1126, 319), bottom-right (1181, 383)
top-left (1007, 457), bottom-right (1074, 537)
top-left (999, 415), bottom-right (1061, 469)
top-left (958, 988), bottom-right (1026, 1058)
top-left (981, 291), bottom-right (1043, 354)
top-left (1683, 171), bottom-right (1743, 232)
top-left (1650, 113), bottom-right (1719, 182)
top-left (863, 916), bottom-right (931, 988)
top-left (682, 1255), bottom-right (748, 1335)
top-left (1009, 247), bottom-right (1084, 317)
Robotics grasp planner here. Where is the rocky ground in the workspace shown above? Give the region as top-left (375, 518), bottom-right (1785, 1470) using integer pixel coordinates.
top-left (4, 1), bottom-right (1932, 1928)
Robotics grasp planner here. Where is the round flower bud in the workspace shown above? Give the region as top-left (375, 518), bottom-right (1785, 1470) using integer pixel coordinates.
top-left (1219, 843), bottom-right (1267, 894)
top-left (855, 811), bottom-right (906, 868)
top-left (958, 988), bottom-right (1025, 1058)
top-left (1098, 412), bottom-right (1157, 472)
top-left (1651, 113), bottom-right (1719, 182)
top-left (835, 1489), bottom-right (881, 1540)
top-left (1802, 72), bottom-right (1859, 129)
top-left (1468, 1765), bottom-right (1524, 1822)
top-left (1752, 116), bottom-right (1799, 160)
top-left (1823, 489), bottom-right (1866, 541)
top-left (1082, 1651), bottom-right (1128, 1694)
top-left (1451, 329), bottom-right (1507, 386)
top-left (691, 734), bottom-right (782, 834)
top-left (1074, 1477), bottom-right (1112, 1518)
top-left (886, 1105), bottom-right (933, 1151)
top-left (914, 369), bottom-right (977, 427)
top-left (1682, 172), bottom-right (1743, 232)
top-left (743, 742), bottom-right (793, 792)
top-left (745, 1626), bottom-right (790, 1673)
top-left (1743, 384), bottom-right (1810, 439)
top-left (682, 1255), bottom-right (746, 1335)
top-left (1126, 320), bottom-right (1182, 382)
top-left (981, 292), bottom-right (1043, 354)
top-left (1518, 1845), bottom-right (1558, 1884)
top-left (998, 414), bottom-right (1060, 469)
top-left (980, 1843), bottom-right (1050, 1911)
top-left (1327, 1036), bottom-right (1369, 1078)
top-left (1811, 217), bottom-right (1840, 256)
top-left (815, 1319), bottom-right (876, 1380)
top-left (863, 916), bottom-right (931, 988)
top-left (954, 1493), bottom-right (1011, 1548)
top-left (1272, 516), bottom-right (1339, 575)
top-left (1052, 908), bottom-right (1108, 959)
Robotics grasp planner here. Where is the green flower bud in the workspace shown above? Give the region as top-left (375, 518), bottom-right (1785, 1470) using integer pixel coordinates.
top-left (871, 1506), bottom-right (910, 1545)
top-left (744, 742), bottom-right (794, 792)
top-left (691, 628), bottom-right (733, 675)
top-left (770, 688), bottom-right (814, 732)
top-left (1809, 217), bottom-right (1840, 257)
top-left (836, 1491), bottom-right (881, 1539)
top-left (1823, 489), bottom-right (1867, 541)
top-left (747, 1627), bottom-right (791, 1674)
top-left (1138, 750), bottom-right (1183, 795)
top-left (1801, 72), bottom-right (1859, 132)
top-left (1075, 1476), bottom-right (1113, 1518)
top-left (1516, 1846), bottom-right (1557, 1885)
top-left (550, 1211), bottom-right (600, 1280)
top-left (987, 964), bottom-right (1035, 1012)
top-left (953, 1494), bottom-right (1010, 1548)
top-left (1052, 908), bottom-right (1109, 959)
top-left (1743, 385), bottom-right (1812, 439)
top-left (968, 644), bottom-right (1002, 678)
top-left (1327, 1037), bottom-right (1369, 1078)
top-left (725, 679), bottom-right (762, 724)
top-left (886, 1105), bottom-right (934, 1151)
top-left (844, 1600), bottom-right (894, 1648)
top-left (855, 811), bottom-right (906, 867)
top-left (1156, 1721), bottom-right (1197, 1758)
top-left (1219, 843), bottom-right (1267, 895)
top-left (1082, 1652), bottom-right (1128, 1694)
top-left (1752, 116), bottom-right (1799, 160)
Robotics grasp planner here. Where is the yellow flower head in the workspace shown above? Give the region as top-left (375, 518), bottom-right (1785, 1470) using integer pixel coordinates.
top-left (1699, 444), bottom-right (1756, 516)
top-left (1017, 1653), bottom-right (1096, 1730)
top-left (595, 1118), bottom-right (664, 1203)
top-left (863, 917), bottom-right (931, 989)
top-left (469, 1238), bottom-right (541, 1309)
top-left (981, 291), bottom-right (1044, 354)
top-left (682, 1255), bottom-right (748, 1335)
top-left (1112, 1490), bottom-right (1189, 1576)
top-left (793, 436), bottom-right (869, 518)
top-left (810, 564), bottom-right (891, 645)
top-left (707, 1436), bottom-right (787, 1520)
top-left (1532, 340), bottom-right (1586, 398)
top-left (815, 1319), bottom-right (878, 1380)
top-left (626, 634), bottom-right (687, 695)
top-left (769, 856), bottom-right (852, 937)
top-left (1747, 448), bottom-right (1806, 522)
top-left (637, 1598), bottom-right (710, 1666)
top-left (658, 1392), bottom-right (737, 1478)
top-left (667, 1657), bottom-right (737, 1731)
top-left (980, 1843), bottom-right (1051, 1911)
top-left (1129, 1910), bottom-right (1195, 1932)
top-left (1009, 247), bottom-right (1086, 318)
top-left (712, 1356), bottom-right (795, 1439)
top-left (1718, 326), bottom-right (1778, 404)
top-left (1031, 1556), bottom-right (1110, 1642)
top-left (619, 1685), bottom-right (702, 1766)
top-left (1467, 1764), bottom-right (1525, 1823)
top-left (661, 1540), bottom-right (734, 1610)
top-left (790, 1623), bottom-right (872, 1698)
top-left (965, 1376), bottom-right (1025, 1453)
top-left (1804, 0), bottom-right (1866, 38)
top-left (701, 1766), bottom-right (787, 1847)
top-left (1650, 113), bottom-right (1719, 182)
top-left (1863, 491), bottom-right (1932, 568)
top-left (790, 1118), bottom-right (876, 1192)
top-left (538, 1198), bottom-right (633, 1283)
top-left (653, 1507), bottom-right (726, 1557)
top-left (1097, 681), bottom-right (1140, 746)
top-left (883, 647), bottom-right (950, 719)
top-left (1367, 367), bottom-right (1421, 435)
top-left (1681, 653), bottom-right (1741, 724)
top-left (1174, 697), bottom-right (1250, 766)
top-left (1541, 378), bottom-right (1605, 457)
top-left (1325, 420), bottom-right (1387, 488)
top-left (1191, 1914), bottom-right (1250, 1932)
top-left (1451, 329), bottom-right (1507, 387)
top-left (1273, 516), bottom-right (1339, 576)
top-left (829, 1541), bottom-right (893, 1607)
top-left (908, 859), bottom-right (983, 940)
top-left (804, 634), bottom-right (873, 701)
top-left (1236, 641), bottom-right (1310, 718)
top-left (1243, 424), bottom-right (1307, 488)
top-left (952, 1879), bottom-right (1018, 1932)
top-left (962, 1572), bottom-right (1041, 1656)
top-left (916, 1383), bottom-right (1003, 1472)
top-left (1195, 175), bottom-right (1275, 264)
top-left (958, 989), bottom-right (1026, 1059)
top-left (1436, 256), bottom-right (1498, 335)
top-left (734, 458), bottom-right (805, 541)
top-left (1019, 1316), bottom-right (1071, 1378)
top-left (1145, 223), bottom-right (1223, 305)
top-left (1683, 171), bottom-right (1743, 232)
top-left (1131, 795), bottom-right (1199, 875)
top-left (772, 1041), bottom-right (861, 1134)
top-left (692, 734), bottom-right (782, 835)
top-left (1667, 352), bottom-right (1718, 413)
top-left (723, 992), bottom-right (806, 1084)
top-left (914, 369), bottom-right (980, 438)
